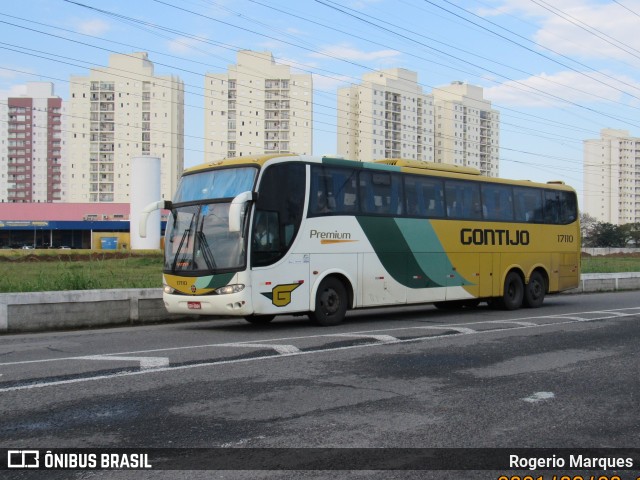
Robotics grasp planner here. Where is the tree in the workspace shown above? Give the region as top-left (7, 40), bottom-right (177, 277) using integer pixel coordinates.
top-left (580, 212), bottom-right (598, 245)
top-left (587, 222), bottom-right (628, 248)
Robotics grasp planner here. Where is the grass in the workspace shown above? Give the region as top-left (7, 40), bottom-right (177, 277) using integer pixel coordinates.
top-left (580, 255), bottom-right (640, 274)
top-left (0, 250), bottom-right (164, 293)
top-left (0, 250), bottom-right (639, 293)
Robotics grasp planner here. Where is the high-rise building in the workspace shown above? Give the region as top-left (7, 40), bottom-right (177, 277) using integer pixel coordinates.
top-left (204, 51), bottom-right (313, 161)
top-left (337, 69), bottom-right (435, 162)
top-left (1, 82), bottom-right (64, 203)
top-left (584, 128), bottom-right (640, 225)
top-left (66, 52), bottom-right (184, 202)
top-left (432, 81), bottom-right (500, 177)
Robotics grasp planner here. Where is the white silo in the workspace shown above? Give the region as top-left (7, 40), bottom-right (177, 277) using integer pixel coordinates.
top-left (130, 156), bottom-right (161, 249)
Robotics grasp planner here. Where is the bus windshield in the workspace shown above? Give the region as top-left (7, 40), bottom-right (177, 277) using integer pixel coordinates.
top-left (165, 202), bottom-right (247, 273)
top-left (173, 167), bottom-right (256, 203)
top-left (165, 167), bottom-right (257, 273)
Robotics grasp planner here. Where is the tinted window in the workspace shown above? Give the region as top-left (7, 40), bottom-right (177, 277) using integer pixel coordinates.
top-left (445, 180), bottom-right (482, 220)
top-left (544, 189), bottom-right (577, 225)
top-left (514, 187), bottom-right (544, 223)
top-left (404, 175), bottom-right (445, 218)
top-left (309, 165), bottom-right (358, 216)
top-left (252, 163), bottom-right (305, 267)
top-left (359, 171), bottom-right (403, 215)
top-left (481, 184), bottom-right (514, 221)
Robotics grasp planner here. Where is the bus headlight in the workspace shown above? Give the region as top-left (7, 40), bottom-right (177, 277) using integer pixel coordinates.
top-left (163, 281), bottom-right (175, 294)
top-left (215, 284), bottom-right (245, 295)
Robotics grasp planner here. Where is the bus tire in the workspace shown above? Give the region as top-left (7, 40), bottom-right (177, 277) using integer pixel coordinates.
top-left (310, 277), bottom-right (348, 326)
top-left (501, 271), bottom-right (524, 310)
top-left (244, 314), bottom-right (275, 325)
top-left (524, 271), bottom-right (546, 308)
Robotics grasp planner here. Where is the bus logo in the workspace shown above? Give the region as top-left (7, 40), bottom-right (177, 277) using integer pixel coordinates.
top-left (261, 283), bottom-right (302, 307)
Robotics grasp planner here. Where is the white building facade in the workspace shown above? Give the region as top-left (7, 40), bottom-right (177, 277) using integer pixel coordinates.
top-left (584, 128), bottom-right (640, 225)
top-left (432, 81), bottom-right (500, 177)
top-left (337, 69), bottom-right (435, 162)
top-left (1, 82), bottom-right (64, 203)
top-left (66, 52), bottom-right (184, 202)
top-left (204, 51), bottom-right (313, 161)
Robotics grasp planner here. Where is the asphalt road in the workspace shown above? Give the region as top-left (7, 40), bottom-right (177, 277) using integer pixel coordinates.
top-left (1, 291), bottom-right (640, 480)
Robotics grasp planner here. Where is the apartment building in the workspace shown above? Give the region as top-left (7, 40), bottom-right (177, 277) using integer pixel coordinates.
top-left (432, 81), bottom-right (500, 177)
top-left (337, 69), bottom-right (435, 162)
top-left (66, 52), bottom-right (184, 202)
top-left (204, 51), bottom-right (313, 161)
top-left (1, 82), bottom-right (64, 203)
top-left (584, 128), bottom-right (640, 225)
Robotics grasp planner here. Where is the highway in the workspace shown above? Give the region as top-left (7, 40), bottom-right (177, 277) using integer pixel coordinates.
top-left (1, 290), bottom-right (639, 479)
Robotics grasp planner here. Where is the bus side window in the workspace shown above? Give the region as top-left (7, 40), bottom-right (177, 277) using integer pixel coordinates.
top-left (445, 180), bottom-right (481, 220)
top-left (514, 187), bottom-right (543, 223)
top-left (309, 166), bottom-right (359, 215)
top-left (359, 172), bottom-right (403, 215)
top-left (481, 184), bottom-right (514, 221)
top-left (558, 190), bottom-right (577, 224)
top-left (543, 190), bottom-right (560, 224)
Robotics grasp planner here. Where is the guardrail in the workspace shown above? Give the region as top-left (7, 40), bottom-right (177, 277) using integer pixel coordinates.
top-left (1, 273), bottom-right (639, 333)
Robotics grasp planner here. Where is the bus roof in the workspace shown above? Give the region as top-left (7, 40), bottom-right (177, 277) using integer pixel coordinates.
top-left (182, 154), bottom-right (575, 191)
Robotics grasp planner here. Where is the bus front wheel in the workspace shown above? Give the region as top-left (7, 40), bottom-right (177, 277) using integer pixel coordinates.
top-left (501, 272), bottom-right (524, 310)
top-left (310, 277), bottom-right (348, 326)
top-left (524, 271), bottom-right (546, 308)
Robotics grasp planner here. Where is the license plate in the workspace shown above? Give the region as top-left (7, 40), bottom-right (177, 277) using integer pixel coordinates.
top-left (187, 302), bottom-right (202, 310)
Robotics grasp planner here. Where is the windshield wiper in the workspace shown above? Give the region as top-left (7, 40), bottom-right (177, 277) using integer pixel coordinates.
top-left (171, 211), bottom-right (197, 273)
top-left (196, 231), bottom-right (217, 270)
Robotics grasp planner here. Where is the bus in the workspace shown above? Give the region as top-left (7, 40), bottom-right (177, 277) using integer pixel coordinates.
top-left (140, 154), bottom-right (580, 326)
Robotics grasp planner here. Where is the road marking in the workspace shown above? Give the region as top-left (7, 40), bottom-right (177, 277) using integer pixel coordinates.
top-left (415, 326), bottom-right (476, 335)
top-left (0, 307), bottom-right (638, 393)
top-left (1, 306), bottom-right (639, 394)
top-left (78, 355), bottom-right (170, 370)
top-left (225, 343), bottom-right (300, 355)
top-left (488, 320), bottom-right (538, 327)
top-left (523, 391), bottom-right (555, 403)
top-left (331, 333), bottom-right (400, 343)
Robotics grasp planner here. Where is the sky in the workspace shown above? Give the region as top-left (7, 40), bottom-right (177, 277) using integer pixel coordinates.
top-left (3, 0), bottom-right (640, 207)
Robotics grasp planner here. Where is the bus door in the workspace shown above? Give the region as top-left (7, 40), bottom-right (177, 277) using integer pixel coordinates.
top-left (250, 210), bottom-right (310, 315)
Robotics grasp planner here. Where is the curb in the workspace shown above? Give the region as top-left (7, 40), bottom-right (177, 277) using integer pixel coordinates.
top-left (1, 273), bottom-right (639, 333)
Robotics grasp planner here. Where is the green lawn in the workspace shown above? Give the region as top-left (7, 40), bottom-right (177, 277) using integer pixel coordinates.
top-left (0, 250), bottom-right (164, 293)
top-left (580, 255), bottom-right (640, 274)
top-left (0, 250), bottom-right (639, 293)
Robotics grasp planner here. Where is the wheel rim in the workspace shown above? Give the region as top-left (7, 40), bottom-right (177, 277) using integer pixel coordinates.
top-left (320, 288), bottom-right (340, 315)
top-left (530, 278), bottom-right (543, 299)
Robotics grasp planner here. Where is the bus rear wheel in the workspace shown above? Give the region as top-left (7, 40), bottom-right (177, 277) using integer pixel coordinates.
top-left (524, 271), bottom-right (546, 308)
top-left (310, 277), bottom-right (348, 326)
top-left (244, 314), bottom-right (275, 325)
top-left (501, 271), bottom-right (524, 310)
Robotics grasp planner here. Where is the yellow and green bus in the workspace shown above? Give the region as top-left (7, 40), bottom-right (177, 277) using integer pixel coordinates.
top-left (141, 154), bottom-right (580, 326)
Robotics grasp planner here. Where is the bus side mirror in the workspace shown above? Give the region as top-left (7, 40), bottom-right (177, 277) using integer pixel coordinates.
top-left (140, 200), bottom-right (171, 238)
top-left (229, 191), bottom-right (256, 233)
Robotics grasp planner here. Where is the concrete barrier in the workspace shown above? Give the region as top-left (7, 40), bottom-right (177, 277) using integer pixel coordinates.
top-left (565, 272), bottom-right (640, 294)
top-left (0, 288), bottom-right (181, 333)
top-left (1, 272), bottom-right (639, 333)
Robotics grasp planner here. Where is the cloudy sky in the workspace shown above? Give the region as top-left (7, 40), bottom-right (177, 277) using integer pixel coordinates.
top-left (2, 0), bottom-right (640, 204)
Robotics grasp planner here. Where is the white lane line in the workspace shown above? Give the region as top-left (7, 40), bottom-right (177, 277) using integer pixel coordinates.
top-left (224, 343), bottom-right (300, 355)
top-left (78, 355), bottom-right (169, 370)
top-left (1, 306), bottom-right (638, 370)
top-left (415, 326), bottom-right (476, 335)
top-left (487, 320), bottom-right (538, 327)
top-left (523, 391), bottom-right (555, 403)
top-left (1, 310), bottom-right (639, 393)
top-left (330, 334), bottom-right (400, 343)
